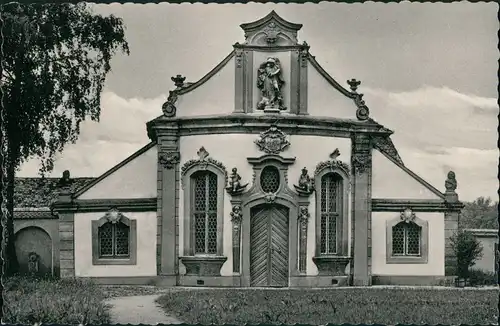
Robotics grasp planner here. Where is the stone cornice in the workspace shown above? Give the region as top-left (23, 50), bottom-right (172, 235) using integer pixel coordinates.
top-left (463, 229), bottom-right (499, 237)
top-left (147, 114), bottom-right (393, 141)
top-left (371, 199), bottom-right (464, 212)
top-left (233, 44), bottom-right (307, 52)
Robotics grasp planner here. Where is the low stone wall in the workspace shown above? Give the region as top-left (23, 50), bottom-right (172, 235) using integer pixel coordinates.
top-left (465, 229), bottom-right (498, 273)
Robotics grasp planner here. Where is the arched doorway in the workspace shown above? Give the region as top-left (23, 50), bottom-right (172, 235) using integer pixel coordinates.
top-left (250, 203), bottom-right (289, 287)
top-left (15, 227), bottom-right (52, 276)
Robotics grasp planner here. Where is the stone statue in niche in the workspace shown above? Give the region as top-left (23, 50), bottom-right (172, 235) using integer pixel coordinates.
top-left (445, 171), bottom-right (457, 193)
top-left (28, 252), bottom-right (39, 275)
top-left (294, 167), bottom-right (314, 195)
top-left (226, 168), bottom-right (248, 195)
top-left (257, 57), bottom-right (285, 112)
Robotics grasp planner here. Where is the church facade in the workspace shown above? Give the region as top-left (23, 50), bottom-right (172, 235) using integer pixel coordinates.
top-left (50, 12), bottom-right (464, 287)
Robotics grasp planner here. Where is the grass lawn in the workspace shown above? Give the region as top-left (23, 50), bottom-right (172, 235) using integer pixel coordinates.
top-left (156, 288), bottom-right (499, 325)
top-left (3, 276), bottom-right (112, 324)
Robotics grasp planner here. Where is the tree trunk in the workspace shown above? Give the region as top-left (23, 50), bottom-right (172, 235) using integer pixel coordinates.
top-left (4, 148), bottom-right (19, 276)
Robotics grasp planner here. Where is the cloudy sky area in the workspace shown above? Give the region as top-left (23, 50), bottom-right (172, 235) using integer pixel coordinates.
top-left (18, 2), bottom-right (498, 202)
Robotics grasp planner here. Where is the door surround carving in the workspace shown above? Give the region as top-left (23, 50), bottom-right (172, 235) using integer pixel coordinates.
top-left (229, 154), bottom-right (311, 287)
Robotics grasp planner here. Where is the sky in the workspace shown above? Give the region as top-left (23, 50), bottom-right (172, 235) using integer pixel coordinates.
top-left (17, 2), bottom-right (498, 202)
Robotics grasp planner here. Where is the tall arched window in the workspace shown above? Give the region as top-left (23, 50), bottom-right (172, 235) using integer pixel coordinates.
top-left (181, 151), bottom-right (226, 257)
top-left (192, 171), bottom-right (218, 254)
top-left (319, 173), bottom-right (343, 255)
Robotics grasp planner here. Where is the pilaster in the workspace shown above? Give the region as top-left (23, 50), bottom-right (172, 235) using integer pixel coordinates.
top-left (350, 133), bottom-right (372, 286)
top-left (230, 199), bottom-right (243, 274)
top-left (54, 190), bottom-right (75, 278)
top-left (443, 172), bottom-right (462, 276)
top-left (157, 124), bottom-right (180, 276)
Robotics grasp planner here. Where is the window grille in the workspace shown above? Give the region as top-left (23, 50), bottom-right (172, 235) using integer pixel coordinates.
top-left (192, 171), bottom-right (218, 254)
top-left (320, 173), bottom-right (341, 254)
top-left (392, 222), bottom-right (421, 256)
top-left (260, 166), bottom-right (280, 193)
top-left (98, 222), bottom-right (130, 258)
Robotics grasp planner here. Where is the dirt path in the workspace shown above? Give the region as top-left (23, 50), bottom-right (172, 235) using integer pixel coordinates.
top-left (105, 294), bottom-right (182, 324)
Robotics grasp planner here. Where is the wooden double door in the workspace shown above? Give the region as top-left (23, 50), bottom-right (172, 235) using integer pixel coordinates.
top-left (250, 204), bottom-right (289, 287)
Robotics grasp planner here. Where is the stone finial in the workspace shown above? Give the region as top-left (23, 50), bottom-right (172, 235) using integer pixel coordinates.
top-left (58, 170), bottom-right (71, 187)
top-left (445, 171), bottom-right (458, 201)
top-left (347, 79), bottom-right (361, 93)
top-left (329, 148), bottom-right (341, 161)
top-left (197, 147), bottom-right (209, 160)
top-left (171, 74), bottom-right (186, 88)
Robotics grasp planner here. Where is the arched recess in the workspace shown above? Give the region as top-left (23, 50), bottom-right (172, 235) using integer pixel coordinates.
top-left (179, 147), bottom-right (228, 276)
top-left (312, 159), bottom-right (351, 275)
top-left (15, 226), bottom-right (53, 275)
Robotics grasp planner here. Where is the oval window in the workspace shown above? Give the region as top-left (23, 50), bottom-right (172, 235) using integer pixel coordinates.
top-left (260, 166), bottom-right (280, 193)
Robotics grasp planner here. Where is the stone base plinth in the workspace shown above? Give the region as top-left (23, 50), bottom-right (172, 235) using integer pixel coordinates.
top-left (312, 256), bottom-right (351, 276)
top-left (179, 256), bottom-right (227, 276)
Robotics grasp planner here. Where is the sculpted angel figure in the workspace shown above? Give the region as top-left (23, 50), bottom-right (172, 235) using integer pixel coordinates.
top-left (257, 57), bottom-right (285, 110)
top-left (298, 167), bottom-right (313, 193)
top-left (229, 168), bottom-right (242, 193)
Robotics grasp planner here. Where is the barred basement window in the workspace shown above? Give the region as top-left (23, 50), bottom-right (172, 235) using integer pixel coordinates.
top-left (320, 173), bottom-right (342, 255)
top-left (98, 222), bottom-right (130, 258)
top-left (192, 171), bottom-right (218, 254)
top-left (392, 222), bottom-right (421, 256)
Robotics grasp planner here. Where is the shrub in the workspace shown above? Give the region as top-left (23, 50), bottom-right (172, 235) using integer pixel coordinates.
top-left (469, 269), bottom-right (499, 286)
top-left (450, 229), bottom-right (483, 279)
top-left (3, 275), bottom-right (111, 324)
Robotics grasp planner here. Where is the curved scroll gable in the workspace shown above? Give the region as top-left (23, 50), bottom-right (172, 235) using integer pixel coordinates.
top-left (307, 55), bottom-right (355, 99)
top-left (180, 148), bottom-right (228, 189)
top-left (173, 51), bottom-right (236, 97)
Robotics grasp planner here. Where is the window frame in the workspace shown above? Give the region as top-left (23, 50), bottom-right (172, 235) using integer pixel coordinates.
top-left (182, 164), bottom-right (225, 257)
top-left (92, 210), bottom-right (137, 266)
top-left (191, 170), bottom-right (219, 255)
top-left (314, 167), bottom-right (349, 257)
top-left (386, 211), bottom-right (429, 264)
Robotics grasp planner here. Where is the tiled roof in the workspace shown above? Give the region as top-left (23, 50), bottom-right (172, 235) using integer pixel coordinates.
top-left (14, 177), bottom-right (95, 208)
top-left (13, 209), bottom-right (56, 220)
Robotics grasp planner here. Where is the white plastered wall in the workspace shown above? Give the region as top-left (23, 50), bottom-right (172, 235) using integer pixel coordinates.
top-left (371, 212), bottom-right (445, 276)
top-left (178, 133), bottom-right (351, 276)
top-left (74, 211), bottom-right (157, 277)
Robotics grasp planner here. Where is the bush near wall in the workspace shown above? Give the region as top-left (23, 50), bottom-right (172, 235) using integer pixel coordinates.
top-left (469, 269), bottom-right (499, 286)
top-left (3, 275), bottom-right (111, 324)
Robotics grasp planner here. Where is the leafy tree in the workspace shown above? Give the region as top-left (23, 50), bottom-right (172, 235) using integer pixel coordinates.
top-left (0, 3), bottom-right (129, 276)
top-left (450, 230), bottom-right (483, 279)
top-left (460, 197), bottom-right (499, 230)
